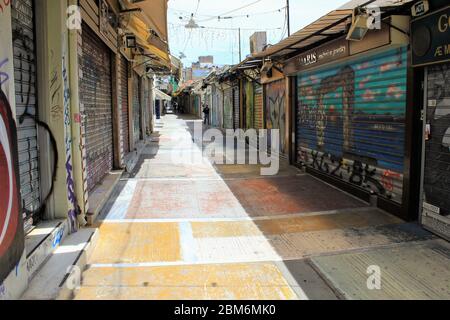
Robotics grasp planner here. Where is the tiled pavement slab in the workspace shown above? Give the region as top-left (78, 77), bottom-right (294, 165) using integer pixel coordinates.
top-left (310, 240), bottom-right (450, 300)
top-left (89, 223), bottom-right (181, 264)
top-left (122, 176), bottom-right (367, 219)
top-left (191, 223), bottom-right (434, 263)
top-left (75, 115), bottom-right (448, 300)
top-left (190, 208), bottom-right (402, 238)
top-left (74, 263), bottom-right (298, 300)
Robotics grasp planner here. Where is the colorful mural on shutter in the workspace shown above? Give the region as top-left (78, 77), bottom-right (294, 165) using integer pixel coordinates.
top-left (423, 63), bottom-right (450, 218)
top-left (224, 87), bottom-right (234, 129)
top-left (266, 80), bottom-right (287, 154)
top-left (297, 47), bottom-right (407, 204)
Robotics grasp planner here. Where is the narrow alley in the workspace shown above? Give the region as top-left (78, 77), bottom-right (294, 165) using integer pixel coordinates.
top-left (1, 0), bottom-right (450, 305)
top-left (69, 114), bottom-right (449, 300)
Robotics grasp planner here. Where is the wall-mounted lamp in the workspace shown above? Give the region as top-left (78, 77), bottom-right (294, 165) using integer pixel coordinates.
top-left (125, 35), bottom-right (137, 48)
top-left (346, 7), bottom-right (380, 41)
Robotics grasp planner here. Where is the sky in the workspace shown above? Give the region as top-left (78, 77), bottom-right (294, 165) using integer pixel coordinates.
top-left (168, 0), bottom-right (351, 67)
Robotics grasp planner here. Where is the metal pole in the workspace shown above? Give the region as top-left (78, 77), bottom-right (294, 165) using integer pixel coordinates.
top-left (286, 0), bottom-right (291, 36)
top-left (239, 28), bottom-right (242, 62)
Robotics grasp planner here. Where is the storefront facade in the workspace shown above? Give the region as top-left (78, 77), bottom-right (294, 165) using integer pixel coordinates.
top-left (412, 3), bottom-right (450, 240)
top-left (285, 17), bottom-right (415, 219)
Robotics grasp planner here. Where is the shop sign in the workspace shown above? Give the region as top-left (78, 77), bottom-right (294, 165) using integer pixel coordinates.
top-left (284, 38), bottom-right (349, 74)
top-left (412, 6), bottom-right (450, 66)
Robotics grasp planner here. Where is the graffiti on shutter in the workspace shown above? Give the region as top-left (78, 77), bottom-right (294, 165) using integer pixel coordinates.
top-left (266, 80), bottom-right (287, 154)
top-left (423, 63), bottom-right (450, 217)
top-left (11, 0), bottom-right (40, 229)
top-left (81, 24), bottom-right (114, 192)
top-left (0, 88), bottom-right (25, 284)
top-left (297, 47), bottom-right (407, 203)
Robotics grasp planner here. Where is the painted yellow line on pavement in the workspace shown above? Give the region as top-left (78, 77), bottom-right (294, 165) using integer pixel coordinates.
top-left (74, 263), bottom-right (298, 300)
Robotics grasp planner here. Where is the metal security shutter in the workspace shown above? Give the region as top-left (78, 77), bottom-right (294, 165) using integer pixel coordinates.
top-left (223, 87), bottom-right (233, 129)
top-left (11, 0), bottom-right (40, 230)
top-left (119, 56), bottom-right (130, 155)
top-left (132, 71), bottom-right (141, 145)
top-left (296, 47), bottom-right (407, 204)
top-left (265, 80), bottom-right (288, 156)
top-left (254, 84), bottom-right (264, 130)
top-left (243, 80), bottom-right (254, 130)
top-left (233, 86), bottom-right (240, 129)
top-left (81, 24), bottom-right (113, 192)
top-left (422, 63), bottom-right (450, 240)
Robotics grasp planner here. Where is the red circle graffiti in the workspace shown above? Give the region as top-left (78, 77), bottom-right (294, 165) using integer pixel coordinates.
top-left (0, 93), bottom-right (20, 257)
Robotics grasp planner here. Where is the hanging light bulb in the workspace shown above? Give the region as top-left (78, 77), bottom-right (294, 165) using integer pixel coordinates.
top-left (185, 14), bottom-right (199, 29)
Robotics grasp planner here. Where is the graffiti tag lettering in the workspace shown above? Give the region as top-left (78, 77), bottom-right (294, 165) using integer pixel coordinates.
top-left (0, 58), bottom-right (9, 86)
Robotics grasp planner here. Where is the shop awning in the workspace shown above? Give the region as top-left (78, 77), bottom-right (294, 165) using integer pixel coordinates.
top-left (155, 88), bottom-right (172, 101)
top-left (123, 14), bottom-right (171, 66)
top-left (253, 0), bottom-right (413, 60)
top-left (253, 9), bottom-right (353, 59)
top-left (123, 0), bottom-right (169, 43)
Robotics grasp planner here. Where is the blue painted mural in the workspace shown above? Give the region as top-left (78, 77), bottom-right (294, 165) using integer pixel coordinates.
top-left (297, 47), bottom-right (408, 203)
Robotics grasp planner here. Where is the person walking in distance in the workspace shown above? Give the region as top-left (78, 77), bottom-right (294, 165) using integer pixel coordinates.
top-left (203, 104), bottom-right (210, 126)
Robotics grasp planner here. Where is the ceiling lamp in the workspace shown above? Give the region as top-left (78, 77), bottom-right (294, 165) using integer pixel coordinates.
top-left (185, 14), bottom-right (199, 29)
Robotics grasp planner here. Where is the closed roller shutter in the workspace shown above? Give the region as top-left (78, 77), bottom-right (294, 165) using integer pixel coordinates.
top-left (119, 55), bottom-right (130, 155)
top-left (223, 87), bottom-right (233, 129)
top-left (254, 84), bottom-right (264, 130)
top-left (132, 71), bottom-right (141, 145)
top-left (11, 0), bottom-right (40, 230)
top-left (297, 47), bottom-right (407, 204)
top-left (265, 80), bottom-right (288, 156)
top-left (81, 24), bottom-right (113, 192)
top-left (422, 63), bottom-right (450, 239)
top-left (233, 86), bottom-right (240, 129)
top-left (243, 80), bottom-right (254, 130)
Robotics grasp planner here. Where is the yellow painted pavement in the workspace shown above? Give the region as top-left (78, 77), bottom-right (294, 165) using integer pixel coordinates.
top-left (74, 263), bottom-right (298, 300)
top-left (89, 222), bottom-right (181, 264)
